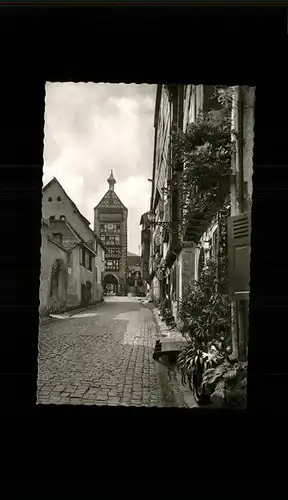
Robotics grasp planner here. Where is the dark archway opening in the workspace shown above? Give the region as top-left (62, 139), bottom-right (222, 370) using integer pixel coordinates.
top-left (104, 274), bottom-right (119, 295)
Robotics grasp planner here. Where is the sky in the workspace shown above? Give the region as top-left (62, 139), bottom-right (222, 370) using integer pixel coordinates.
top-left (43, 82), bottom-right (157, 255)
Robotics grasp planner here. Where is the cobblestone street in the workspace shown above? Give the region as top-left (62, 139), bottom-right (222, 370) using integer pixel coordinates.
top-left (37, 297), bottom-right (188, 407)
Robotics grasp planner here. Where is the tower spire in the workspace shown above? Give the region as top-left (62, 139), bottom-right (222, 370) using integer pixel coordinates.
top-left (107, 169), bottom-right (116, 191)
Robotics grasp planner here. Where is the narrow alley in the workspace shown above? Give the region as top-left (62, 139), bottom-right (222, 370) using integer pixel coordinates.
top-left (37, 297), bottom-right (189, 407)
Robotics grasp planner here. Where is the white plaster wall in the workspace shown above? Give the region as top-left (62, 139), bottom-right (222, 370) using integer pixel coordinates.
top-left (67, 246), bottom-right (81, 307)
top-left (39, 229), bottom-right (69, 315)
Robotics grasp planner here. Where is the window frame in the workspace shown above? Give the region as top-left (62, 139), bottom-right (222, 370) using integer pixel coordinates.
top-left (81, 246), bottom-right (86, 267)
top-left (88, 253), bottom-right (93, 271)
top-left (105, 258), bottom-right (120, 271)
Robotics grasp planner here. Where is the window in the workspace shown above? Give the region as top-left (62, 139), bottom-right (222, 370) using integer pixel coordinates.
top-left (105, 259), bottom-right (120, 271)
top-left (52, 233), bottom-right (63, 245)
top-left (57, 196), bottom-right (62, 201)
top-left (100, 223), bottom-right (121, 234)
top-left (81, 247), bottom-right (85, 267)
top-left (49, 215), bottom-right (55, 221)
top-left (95, 266), bottom-right (98, 283)
top-left (106, 247), bottom-right (120, 257)
top-left (105, 235), bottom-right (120, 246)
top-left (88, 253), bottom-right (93, 271)
top-left (60, 215), bottom-right (66, 220)
top-left (48, 197), bottom-right (52, 202)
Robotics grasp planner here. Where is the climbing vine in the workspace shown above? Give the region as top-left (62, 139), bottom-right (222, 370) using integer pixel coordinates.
top-left (170, 87), bottom-right (235, 239)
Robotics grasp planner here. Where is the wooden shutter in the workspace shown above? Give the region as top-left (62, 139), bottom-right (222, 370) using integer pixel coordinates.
top-left (227, 212), bottom-right (251, 296)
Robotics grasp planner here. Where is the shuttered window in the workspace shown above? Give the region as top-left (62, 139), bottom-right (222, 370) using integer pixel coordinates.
top-left (227, 212), bottom-right (251, 295)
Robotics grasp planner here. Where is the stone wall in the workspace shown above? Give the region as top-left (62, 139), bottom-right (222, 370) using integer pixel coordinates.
top-left (39, 228), bottom-right (69, 316)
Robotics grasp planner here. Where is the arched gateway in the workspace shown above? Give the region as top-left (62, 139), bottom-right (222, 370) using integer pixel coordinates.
top-left (104, 274), bottom-right (119, 295)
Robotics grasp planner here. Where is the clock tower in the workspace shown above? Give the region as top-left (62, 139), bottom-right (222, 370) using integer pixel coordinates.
top-left (94, 170), bottom-right (128, 296)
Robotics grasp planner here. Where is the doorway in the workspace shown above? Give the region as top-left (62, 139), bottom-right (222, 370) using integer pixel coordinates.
top-left (104, 274), bottom-right (119, 295)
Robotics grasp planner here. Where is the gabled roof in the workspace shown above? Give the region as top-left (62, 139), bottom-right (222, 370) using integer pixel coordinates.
top-left (47, 235), bottom-right (69, 252)
top-left (49, 218), bottom-right (81, 242)
top-left (94, 189), bottom-right (127, 211)
top-left (43, 177), bottom-right (91, 226)
top-left (48, 218), bottom-right (106, 253)
top-left (140, 211), bottom-right (149, 226)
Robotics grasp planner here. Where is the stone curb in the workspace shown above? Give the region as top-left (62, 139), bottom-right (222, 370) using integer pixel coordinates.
top-left (152, 308), bottom-right (188, 343)
top-left (151, 305), bottom-right (198, 409)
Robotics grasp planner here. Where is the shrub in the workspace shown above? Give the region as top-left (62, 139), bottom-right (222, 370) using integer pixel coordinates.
top-left (202, 360), bottom-right (247, 409)
top-left (177, 342), bottom-right (225, 404)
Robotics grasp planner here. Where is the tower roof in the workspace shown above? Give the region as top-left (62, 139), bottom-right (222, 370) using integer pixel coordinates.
top-left (94, 170), bottom-right (127, 210)
top-left (107, 169), bottom-right (116, 190)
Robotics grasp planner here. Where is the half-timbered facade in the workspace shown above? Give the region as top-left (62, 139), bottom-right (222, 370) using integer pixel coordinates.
top-left (94, 170), bottom-right (128, 296)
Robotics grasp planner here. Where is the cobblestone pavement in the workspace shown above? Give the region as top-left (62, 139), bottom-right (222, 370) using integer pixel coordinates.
top-left (37, 297), bottom-right (188, 407)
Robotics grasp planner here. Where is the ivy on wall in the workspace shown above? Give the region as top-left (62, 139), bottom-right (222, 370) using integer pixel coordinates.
top-left (170, 87), bottom-right (235, 240)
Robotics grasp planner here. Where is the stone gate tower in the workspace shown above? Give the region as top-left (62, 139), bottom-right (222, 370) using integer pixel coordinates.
top-left (94, 170), bottom-right (128, 296)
